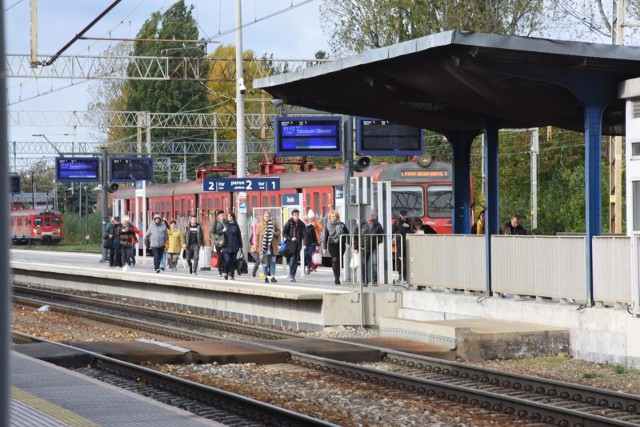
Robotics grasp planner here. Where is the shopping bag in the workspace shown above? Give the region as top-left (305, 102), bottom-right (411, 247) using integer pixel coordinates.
top-left (312, 248), bottom-right (322, 266)
top-left (350, 255), bottom-right (359, 270)
top-left (210, 252), bottom-right (218, 268)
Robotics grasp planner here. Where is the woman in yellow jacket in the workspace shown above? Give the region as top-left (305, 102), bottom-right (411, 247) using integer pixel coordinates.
top-left (166, 221), bottom-right (183, 271)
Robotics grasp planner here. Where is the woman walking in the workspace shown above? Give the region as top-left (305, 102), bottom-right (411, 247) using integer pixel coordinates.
top-left (324, 210), bottom-right (349, 285)
top-left (255, 211), bottom-right (281, 284)
top-left (221, 212), bottom-right (242, 280)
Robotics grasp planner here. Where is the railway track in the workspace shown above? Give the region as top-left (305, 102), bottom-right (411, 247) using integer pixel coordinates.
top-left (14, 285), bottom-right (640, 426)
top-left (13, 333), bottom-right (338, 427)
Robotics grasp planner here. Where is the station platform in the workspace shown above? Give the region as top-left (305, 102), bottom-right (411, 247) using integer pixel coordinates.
top-left (9, 250), bottom-right (591, 362)
top-left (11, 351), bottom-right (222, 426)
top-left (11, 250), bottom-right (406, 331)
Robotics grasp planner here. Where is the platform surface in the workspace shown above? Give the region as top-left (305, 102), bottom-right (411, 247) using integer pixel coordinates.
top-left (11, 351), bottom-right (223, 427)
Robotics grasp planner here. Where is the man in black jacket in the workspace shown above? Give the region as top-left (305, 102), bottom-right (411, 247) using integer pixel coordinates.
top-left (391, 209), bottom-right (413, 282)
top-left (502, 214), bottom-right (527, 235)
top-left (283, 209), bottom-right (305, 282)
top-left (355, 214), bottom-right (385, 285)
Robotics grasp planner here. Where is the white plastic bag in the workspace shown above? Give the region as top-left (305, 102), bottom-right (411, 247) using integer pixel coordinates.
top-left (312, 249), bottom-right (322, 265)
top-left (350, 255), bottom-right (359, 270)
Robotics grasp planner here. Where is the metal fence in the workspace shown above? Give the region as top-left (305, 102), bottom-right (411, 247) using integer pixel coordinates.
top-left (407, 234), bottom-right (634, 307)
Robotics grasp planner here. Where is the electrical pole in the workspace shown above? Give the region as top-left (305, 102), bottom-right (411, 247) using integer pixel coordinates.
top-left (101, 146), bottom-right (109, 261)
top-left (235, 0), bottom-right (248, 248)
top-left (610, 0), bottom-right (624, 233)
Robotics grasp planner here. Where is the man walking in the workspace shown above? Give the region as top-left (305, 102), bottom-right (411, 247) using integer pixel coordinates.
top-left (182, 214), bottom-right (205, 275)
top-left (145, 214), bottom-right (168, 273)
top-left (283, 209), bottom-right (304, 282)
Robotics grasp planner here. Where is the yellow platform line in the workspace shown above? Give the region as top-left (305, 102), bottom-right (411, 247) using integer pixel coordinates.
top-left (12, 386), bottom-right (102, 427)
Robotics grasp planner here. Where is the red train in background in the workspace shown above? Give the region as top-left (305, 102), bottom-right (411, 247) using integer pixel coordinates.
top-left (111, 158), bottom-right (456, 240)
top-left (10, 208), bottom-right (63, 245)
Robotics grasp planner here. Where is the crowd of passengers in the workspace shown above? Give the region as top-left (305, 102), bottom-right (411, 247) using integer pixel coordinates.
top-left (101, 208), bottom-right (524, 285)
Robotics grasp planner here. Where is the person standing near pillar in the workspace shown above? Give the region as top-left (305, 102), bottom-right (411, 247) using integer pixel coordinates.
top-left (391, 209), bottom-right (413, 282)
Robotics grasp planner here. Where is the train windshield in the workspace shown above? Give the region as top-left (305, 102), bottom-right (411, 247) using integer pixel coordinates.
top-left (391, 186), bottom-right (424, 218)
top-left (33, 218), bottom-right (42, 227)
top-left (52, 218), bottom-right (60, 226)
top-left (427, 185), bottom-right (453, 218)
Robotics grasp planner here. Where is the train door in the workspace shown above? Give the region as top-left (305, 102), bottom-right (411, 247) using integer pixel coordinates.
top-left (112, 199), bottom-right (125, 219)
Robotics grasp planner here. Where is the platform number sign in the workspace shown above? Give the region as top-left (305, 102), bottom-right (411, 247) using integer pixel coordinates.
top-left (203, 177), bottom-right (280, 192)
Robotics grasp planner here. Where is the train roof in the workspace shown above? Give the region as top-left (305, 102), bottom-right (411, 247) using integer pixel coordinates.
top-left (112, 160), bottom-right (453, 198)
top-left (10, 208), bottom-right (62, 216)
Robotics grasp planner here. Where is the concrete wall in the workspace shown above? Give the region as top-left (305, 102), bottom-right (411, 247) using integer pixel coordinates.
top-left (400, 292), bottom-right (640, 367)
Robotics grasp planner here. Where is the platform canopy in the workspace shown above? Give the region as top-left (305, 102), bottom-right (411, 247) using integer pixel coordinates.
top-left (255, 31), bottom-right (640, 136)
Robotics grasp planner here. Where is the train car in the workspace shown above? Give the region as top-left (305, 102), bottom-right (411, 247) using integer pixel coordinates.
top-left (111, 159), bottom-right (456, 239)
top-left (10, 208), bottom-right (63, 245)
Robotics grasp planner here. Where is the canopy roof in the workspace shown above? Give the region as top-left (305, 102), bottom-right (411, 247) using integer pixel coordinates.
top-left (255, 31), bottom-right (640, 136)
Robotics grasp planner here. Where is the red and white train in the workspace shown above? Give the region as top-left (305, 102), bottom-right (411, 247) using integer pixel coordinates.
top-left (111, 158), bottom-right (455, 240)
top-left (10, 208), bottom-right (63, 245)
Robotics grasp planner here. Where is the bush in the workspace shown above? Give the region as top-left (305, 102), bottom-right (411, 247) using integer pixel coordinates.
top-left (62, 212), bottom-right (106, 244)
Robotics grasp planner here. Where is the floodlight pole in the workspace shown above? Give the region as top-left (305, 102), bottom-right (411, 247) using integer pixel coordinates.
top-left (101, 146), bottom-right (109, 261)
top-left (343, 116), bottom-right (357, 288)
top-left (235, 0), bottom-right (248, 248)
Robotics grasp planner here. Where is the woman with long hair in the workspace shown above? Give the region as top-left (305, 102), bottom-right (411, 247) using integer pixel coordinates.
top-left (221, 212), bottom-right (242, 280)
top-left (324, 210), bottom-right (349, 285)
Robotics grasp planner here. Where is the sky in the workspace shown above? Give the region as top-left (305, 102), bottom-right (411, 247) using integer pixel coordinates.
top-left (4, 0), bottom-right (329, 169)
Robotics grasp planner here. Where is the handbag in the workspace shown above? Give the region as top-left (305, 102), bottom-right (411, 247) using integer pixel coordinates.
top-left (210, 252), bottom-right (218, 268)
top-left (103, 237), bottom-right (112, 249)
top-left (215, 234), bottom-right (226, 248)
top-left (278, 240), bottom-right (295, 258)
top-left (236, 250), bottom-right (248, 274)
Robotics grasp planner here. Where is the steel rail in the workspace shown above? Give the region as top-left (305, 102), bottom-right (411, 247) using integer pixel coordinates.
top-left (14, 285), bottom-right (640, 426)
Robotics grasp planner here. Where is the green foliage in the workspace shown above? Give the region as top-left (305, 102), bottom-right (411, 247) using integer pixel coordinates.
top-left (583, 371), bottom-right (599, 379)
top-left (467, 128), bottom-right (616, 235)
top-left (62, 212), bottom-right (105, 245)
top-left (613, 363), bottom-right (627, 374)
top-left (124, 0), bottom-right (210, 183)
top-left (320, 0), bottom-right (546, 57)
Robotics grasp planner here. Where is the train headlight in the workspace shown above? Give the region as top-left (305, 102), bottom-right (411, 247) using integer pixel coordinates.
top-left (35, 229), bottom-right (42, 235)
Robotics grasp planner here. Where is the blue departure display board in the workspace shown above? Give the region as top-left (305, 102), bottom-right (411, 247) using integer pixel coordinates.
top-left (110, 157), bottom-right (154, 182)
top-left (356, 117), bottom-right (423, 156)
top-left (55, 157), bottom-right (100, 182)
top-left (275, 116), bottom-right (342, 156)
top-left (10, 175), bottom-right (20, 194)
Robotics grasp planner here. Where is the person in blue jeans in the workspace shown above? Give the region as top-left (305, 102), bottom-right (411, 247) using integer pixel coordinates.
top-left (302, 214), bottom-right (318, 275)
top-left (283, 209), bottom-right (304, 282)
top-left (145, 214), bottom-right (168, 273)
top-left (255, 211), bottom-right (281, 284)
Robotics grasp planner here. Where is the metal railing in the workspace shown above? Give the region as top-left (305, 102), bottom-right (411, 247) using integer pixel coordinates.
top-left (407, 234), bottom-right (634, 308)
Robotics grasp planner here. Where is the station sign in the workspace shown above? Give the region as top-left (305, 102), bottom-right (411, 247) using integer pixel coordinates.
top-left (203, 177), bottom-right (280, 192)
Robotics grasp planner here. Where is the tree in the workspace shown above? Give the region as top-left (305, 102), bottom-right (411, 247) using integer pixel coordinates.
top-left (320, 0), bottom-right (546, 57)
top-left (545, 0), bottom-right (640, 44)
top-left (87, 42), bottom-right (134, 147)
top-left (125, 1), bottom-right (210, 146)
